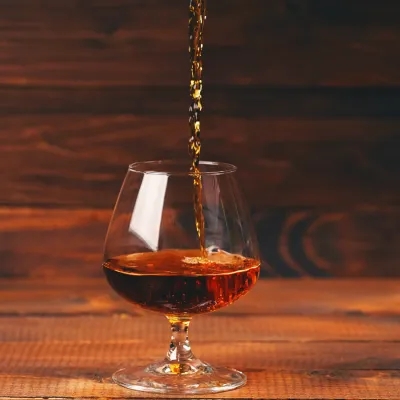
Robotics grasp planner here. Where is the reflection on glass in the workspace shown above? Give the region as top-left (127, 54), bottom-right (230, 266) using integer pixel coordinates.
top-left (129, 174), bottom-right (168, 251)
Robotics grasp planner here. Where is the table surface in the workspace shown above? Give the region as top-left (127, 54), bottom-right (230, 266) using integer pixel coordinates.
top-left (0, 278), bottom-right (399, 399)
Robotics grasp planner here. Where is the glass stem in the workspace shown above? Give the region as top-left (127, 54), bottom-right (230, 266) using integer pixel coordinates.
top-left (166, 317), bottom-right (194, 364)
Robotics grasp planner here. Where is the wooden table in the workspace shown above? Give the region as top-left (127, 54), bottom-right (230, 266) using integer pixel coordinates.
top-left (0, 278), bottom-right (399, 399)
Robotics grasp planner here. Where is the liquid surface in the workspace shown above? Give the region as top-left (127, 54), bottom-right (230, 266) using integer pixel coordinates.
top-left (103, 249), bottom-right (260, 316)
top-left (188, 0), bottom-right (207, 253)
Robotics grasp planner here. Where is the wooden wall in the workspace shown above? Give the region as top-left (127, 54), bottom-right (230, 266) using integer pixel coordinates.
top-left (1, 0), bottom-right (399, 278)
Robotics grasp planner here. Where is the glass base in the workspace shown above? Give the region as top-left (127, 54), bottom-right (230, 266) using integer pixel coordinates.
top-left (112, 359), bottom-right (246, 395)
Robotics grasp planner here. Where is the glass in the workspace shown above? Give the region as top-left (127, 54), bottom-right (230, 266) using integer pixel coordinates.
top-left (103, 160), bottom-right (260, 394)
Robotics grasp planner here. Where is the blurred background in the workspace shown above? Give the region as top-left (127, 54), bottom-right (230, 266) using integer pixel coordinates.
top-left (1, 0), bottom-right (399, 278)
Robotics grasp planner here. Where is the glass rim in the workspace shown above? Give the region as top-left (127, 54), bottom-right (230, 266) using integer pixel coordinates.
top-left (128, 160), bottom-right (237, 176)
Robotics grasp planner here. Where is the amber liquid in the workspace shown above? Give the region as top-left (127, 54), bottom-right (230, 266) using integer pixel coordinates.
top-left (189, 0), bottom-right (207, 253)
top-left (103, 249), bottom-right (260, 316)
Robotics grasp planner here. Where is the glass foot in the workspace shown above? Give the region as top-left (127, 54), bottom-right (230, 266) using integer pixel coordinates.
top-left (112, 359), bottom-right (246, 394)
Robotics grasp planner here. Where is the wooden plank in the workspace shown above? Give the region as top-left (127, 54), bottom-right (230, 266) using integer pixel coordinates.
top-left (1, 279), bottom-right (399, 317)
top-left (1, 86), bottom-right (399, 117)
top-left (2, 114), bottom-right (400, 142)
top-left (0, 279), bottom-right (399, 399)
top-left (1, 113), bottom-right (400, 209)
top-left (1, 370), bottom-right (399, 399)
top-left (0, 315), bottom-right (399, 398)
top-left (1, 312), bottom-right (399, 343)
top-left (256, 208), bottom-right (400, 278)
top-left (0, 1), bottom-right (399, 87)
top-left (2, 341), bottom-right (399, 373)
top-left (1, 208), bottom-right (400, 278)
top-left (0, 341), bottom-right (399, 399)
top-left (0, 208), bottom-right (109, 278)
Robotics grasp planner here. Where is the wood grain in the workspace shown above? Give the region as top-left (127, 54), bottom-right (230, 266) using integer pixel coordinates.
top-left (1, 0), bottom-right (399, 87)
top-left (0, 279), bottom-right (399, 399)
top-left (0, 208), bottom-right (109, 278)
top-left (2, 86), bottom-right (400, 117)
top-left (1, 2), bottom-right (400, 396)
top-left (1, 371), bottom-right (399, 399)
top-left (2, 341), bottom-right (399, 372)
top-left (1, 114), bottom-right (400, 209)
top-left (2, 312), bottom-right (399, 343)
top-left (1, 208), bottom-right (399, 279)
top-left (1, 0), bottom-right (400, 278)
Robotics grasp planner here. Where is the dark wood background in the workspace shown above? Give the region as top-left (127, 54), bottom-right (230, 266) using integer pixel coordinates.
top-left (1, 0), bottom-right (399, 278)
